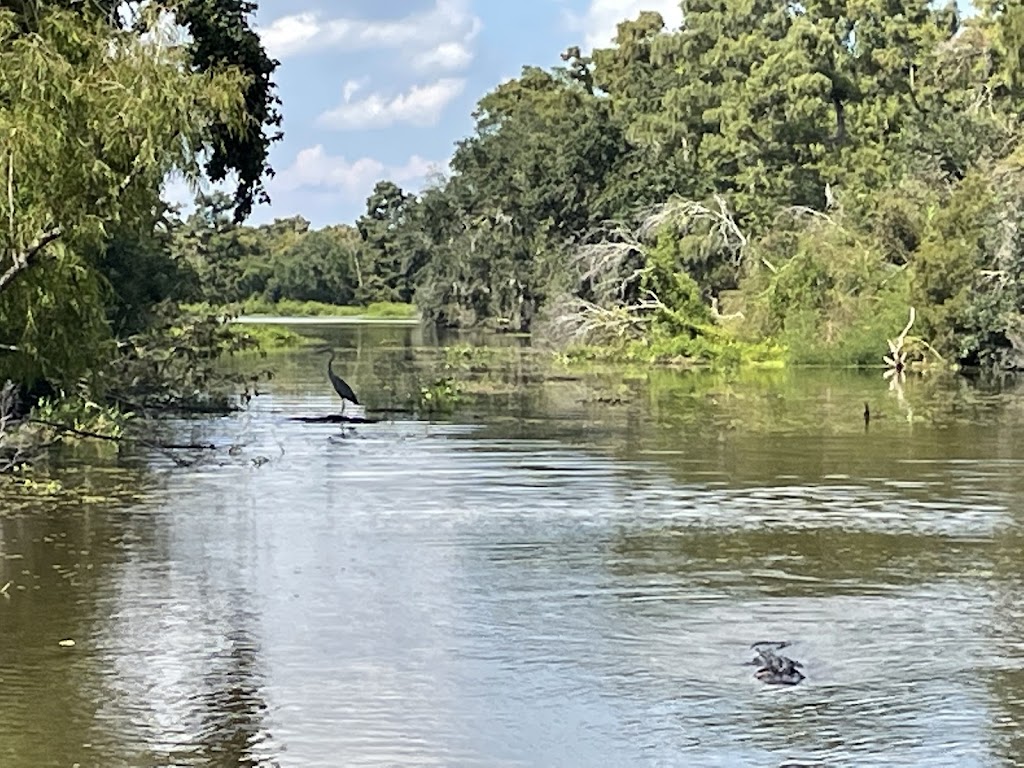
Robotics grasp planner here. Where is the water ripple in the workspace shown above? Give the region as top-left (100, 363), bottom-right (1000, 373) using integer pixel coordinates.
top-left (3, 373), bottom-right (1024, 767)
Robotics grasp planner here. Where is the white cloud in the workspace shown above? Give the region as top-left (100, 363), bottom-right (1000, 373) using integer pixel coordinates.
top-left (412, 41), bottom-right (474, 72)
top-left (258, 11), bottom-right (322, 58)
top-left (317, 78), bottom-right (466, 131)
top-left (568, 0), bottom-right (683, 53)
top-left (341, 78), bottom-right (367, 102)
top-left (259, 0), bottom-right (481, 69)
top-left (274, 147), bottom-right (383, 195)
top-left (273, 145), bottom-right (444, 200)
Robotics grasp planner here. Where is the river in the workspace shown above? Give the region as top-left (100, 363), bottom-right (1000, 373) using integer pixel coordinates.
top-left (2, 322), bottom-right (1024, 767)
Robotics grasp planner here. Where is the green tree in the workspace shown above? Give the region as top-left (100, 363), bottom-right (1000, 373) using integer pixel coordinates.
top-left (5, 0), bottom-right (282, 221)
top-left (0, 5), bottom-right (250, 385)
top-left (172, 192), bottom-right (271, 303)
top-left (356, 181), bottom-right (419, 304)
top-left (457, 66), bottom-right (621, 235)
top-left (270, 225), bottom-right (361, 305)
top-left (170, 0), bottom-right (282, 221)
top-left (98, 214), bottom-right (195, 334)
top-left (590, 12), bottom-right (690, 213)
top-left (406, 65), bottom-right (623, 329)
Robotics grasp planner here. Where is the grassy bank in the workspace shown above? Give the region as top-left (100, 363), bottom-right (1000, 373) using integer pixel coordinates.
top-left (181, 299), bottom-right (419, 319)
top-left (178, 300), bottom-right (418, 350)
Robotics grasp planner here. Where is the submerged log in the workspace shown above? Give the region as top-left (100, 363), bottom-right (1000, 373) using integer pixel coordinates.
top-left (289, 414), bottom-right (382, 424)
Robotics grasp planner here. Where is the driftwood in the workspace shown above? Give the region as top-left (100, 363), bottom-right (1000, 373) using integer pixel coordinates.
top-left (3, 413), bottom-right (225, 469)
top-left (546, 195), bottom-right (757, 347)
top-left (27, 418), bottom-right (216, 450)
top-left (290, 414), bottom-right (382, 425)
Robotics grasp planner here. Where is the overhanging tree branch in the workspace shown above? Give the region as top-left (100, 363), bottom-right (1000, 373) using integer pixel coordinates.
top-left (0, 227), bottom-right (63, 293)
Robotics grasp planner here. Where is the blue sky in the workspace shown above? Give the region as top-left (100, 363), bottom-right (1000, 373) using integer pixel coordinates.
top-left (167, 0), bottom-right (686, 228)
top-left (166, 0), bottom-right (976, 229)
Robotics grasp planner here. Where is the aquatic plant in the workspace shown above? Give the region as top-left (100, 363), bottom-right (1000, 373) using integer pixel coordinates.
top-left (884, 307), bottom-right (915, 387)
top-left (417, 377), bottom-right (462, 414)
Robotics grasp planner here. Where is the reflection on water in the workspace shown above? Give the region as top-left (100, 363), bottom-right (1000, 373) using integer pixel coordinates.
top-left (3, 324), bottom-right (1024, 767)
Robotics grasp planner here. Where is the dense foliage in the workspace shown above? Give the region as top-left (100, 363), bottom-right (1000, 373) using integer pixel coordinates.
top-left (168, 192), bottom-right (363, 306)
top-left (6, 0), bottom-right (1024, 445)
top-left (103, 1), bottom-right (1024, 370)
top-left (339, 1), bottom-right (1023, 369)
top-left (0, 1), bottom-right (279, 402)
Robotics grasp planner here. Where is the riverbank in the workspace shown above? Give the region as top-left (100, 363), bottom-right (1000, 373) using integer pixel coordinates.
top-left (181, 299), bottom-right (418, 320)
top-left (234, 315), bottom-right (420, 326)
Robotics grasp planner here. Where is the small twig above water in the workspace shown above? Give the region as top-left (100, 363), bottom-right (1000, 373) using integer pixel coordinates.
top-left (27, 418), bottom-right (218, 451)
top-left (28, 418), bottom-right (122, 442)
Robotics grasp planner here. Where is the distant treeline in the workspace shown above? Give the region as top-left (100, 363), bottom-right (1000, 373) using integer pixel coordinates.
top-left (184, 2), bottom-right (1024, 368)
top-left (10, 1), bottom-right (1024, 395)
top-left (161, 183), bottom-right (421, 314)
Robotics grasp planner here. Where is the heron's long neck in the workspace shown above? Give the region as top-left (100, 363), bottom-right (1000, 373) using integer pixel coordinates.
top-left (327, 352), bottom-right (336, 372)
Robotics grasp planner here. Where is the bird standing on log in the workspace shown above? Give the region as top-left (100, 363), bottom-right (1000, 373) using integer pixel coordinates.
top-left (316, 347), bottom-right (359, 416)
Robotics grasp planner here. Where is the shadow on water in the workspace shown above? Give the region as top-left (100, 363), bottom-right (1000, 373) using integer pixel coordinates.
top-left (4, 322), bottom-right (1024, 766)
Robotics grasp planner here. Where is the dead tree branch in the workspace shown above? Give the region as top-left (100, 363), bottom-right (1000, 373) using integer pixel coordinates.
top-left (0, 227), bottom-right (64, 293)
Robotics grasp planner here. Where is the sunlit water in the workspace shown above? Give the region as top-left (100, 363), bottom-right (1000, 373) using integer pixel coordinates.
top-left (3, 324), bottom-right (1024, 767)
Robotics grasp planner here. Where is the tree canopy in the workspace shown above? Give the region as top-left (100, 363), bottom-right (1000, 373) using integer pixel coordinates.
top-left (7, 0), bottom-right (1024, 394)
top-left (334, 0), bottom-right (1024, 368)
top-left (0, 1), bottom-right (278, 387)
top-left (5, 0), bottom-right (282, 221)
top-left (148, 0), bottom-right (1024, 368)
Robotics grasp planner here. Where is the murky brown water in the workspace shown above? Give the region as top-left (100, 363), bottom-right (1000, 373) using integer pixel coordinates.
top-left (3, 323), bottom-right (1024, 767)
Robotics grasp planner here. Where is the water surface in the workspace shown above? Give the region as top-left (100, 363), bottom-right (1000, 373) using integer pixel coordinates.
top-left (2, 324), bottom-right (1024, 767)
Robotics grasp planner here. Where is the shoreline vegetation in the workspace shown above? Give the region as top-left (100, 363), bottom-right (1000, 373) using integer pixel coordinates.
top-left (181, 300), bottom-right (421, 350)
top-left (5, 1), bottom-right (1024, 482)
top-left (181, 299), bottom-right (419, 321)
top-left (135, 3), bottom-right (1024, 376)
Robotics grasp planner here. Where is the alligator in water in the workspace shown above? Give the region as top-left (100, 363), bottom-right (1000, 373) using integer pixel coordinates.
top-left (748, 641), bottom-right (805, 685)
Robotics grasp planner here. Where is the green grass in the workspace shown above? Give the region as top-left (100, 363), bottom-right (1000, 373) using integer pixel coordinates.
top-left (244, 298), bottom-right (418, 318)
top-left (180, 299), bottom-right (418, 319)
top-left (557, 331), bottom-right (786, 369)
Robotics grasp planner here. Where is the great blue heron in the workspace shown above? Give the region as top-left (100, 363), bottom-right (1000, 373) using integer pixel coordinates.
top-left (315, 347), bottom-right (359, 415)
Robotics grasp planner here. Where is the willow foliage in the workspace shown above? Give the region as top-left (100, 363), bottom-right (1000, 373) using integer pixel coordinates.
top-left (0, 5), bottom-right (248, 384)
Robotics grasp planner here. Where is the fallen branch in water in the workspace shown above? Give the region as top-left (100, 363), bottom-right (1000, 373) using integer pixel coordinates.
top-left (545, 292), bottom-right (666, 346)
top-left (290, 414), bottom-right (381, 424)
top-left (28, 418), bottom-right (216, 451)
top-left (28, 418), bottom-right (122, 442)
top-left (104, 395), bottom-right (242, 418)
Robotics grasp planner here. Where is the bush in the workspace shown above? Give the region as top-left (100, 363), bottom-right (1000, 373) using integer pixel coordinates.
top-left (741, 214), bottom-right (913, 366)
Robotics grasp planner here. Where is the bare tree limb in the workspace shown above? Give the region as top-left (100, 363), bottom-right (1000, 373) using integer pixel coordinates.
top-left (0, 227), bottom-right (64, 293)
top-left (636, 195), bottom-right (750, 271)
